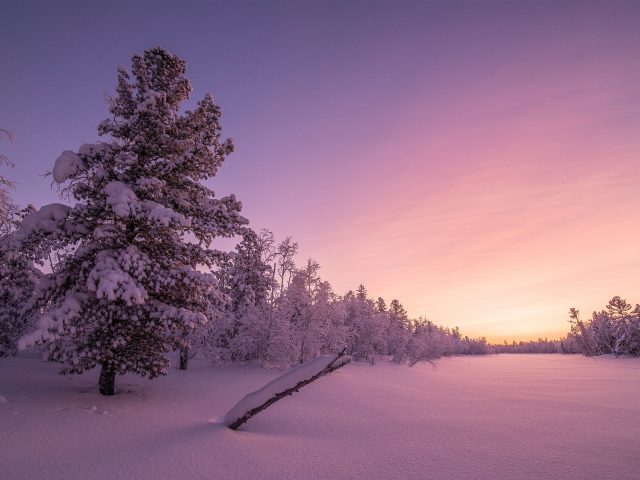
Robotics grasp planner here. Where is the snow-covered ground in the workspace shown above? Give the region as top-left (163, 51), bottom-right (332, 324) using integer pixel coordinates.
top-left (1, 353), bottom-right (639, 480)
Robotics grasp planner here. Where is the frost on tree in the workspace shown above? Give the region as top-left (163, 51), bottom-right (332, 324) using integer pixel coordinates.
top-left (195, 229), bottom-right (276, 364)
top-left (0, 206), bottom-right (41, 357)
top-left (1, 129), bottom-right (17, 236)
top-left (0, 146), bottom-right (41, 357)
top-left (566, 297), bottom-right (640, 357)
top-left (6, 48), bottom-right (247, 395)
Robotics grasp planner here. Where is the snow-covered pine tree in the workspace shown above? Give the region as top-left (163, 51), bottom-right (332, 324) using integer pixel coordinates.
top-left (387, 299), bottom-right (410, 363)
top-left (6, 48), bottom-right (247, 395)
top-left (223, 229), bottom-right (274, 314)
top-left (223, 229), bottom-right (277, 362)
top-left (375, 296), bottom-right (386, 313)
top-left (606, 296), bottom-right (640, 356)
top-left (344, 285), bottom-right (385, 363)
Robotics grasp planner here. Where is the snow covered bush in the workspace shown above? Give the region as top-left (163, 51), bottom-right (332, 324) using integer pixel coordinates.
top-left (0, 206), bottom-right (41, 357)
top-left (0, 250), bottom-right (40, 357)
top-left (5, 48), bottom-right (246, 394)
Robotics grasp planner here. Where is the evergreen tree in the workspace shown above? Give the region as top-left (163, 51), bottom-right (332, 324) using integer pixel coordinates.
top-left (356, 284), bottom-right (367, 301)
top-left (224, 229), bottom-right (274, 313)
top-left (387, 299), bottom-right (410, 362)
top-left (344, 286), bottom-right (385, 363)
top-left (375, 296), bottom-right (386, 313)
top-left (606, 296), bottom-right (640, 356)
top-left (8, 48), bottom-right (246, 394)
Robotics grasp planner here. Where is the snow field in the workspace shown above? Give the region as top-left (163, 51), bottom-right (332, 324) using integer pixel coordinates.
top-left (1, 353), bottom-right (639, 480)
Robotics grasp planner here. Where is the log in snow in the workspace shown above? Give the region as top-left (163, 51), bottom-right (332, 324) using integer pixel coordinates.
top-left (224, 351), bottom-right (352, 430)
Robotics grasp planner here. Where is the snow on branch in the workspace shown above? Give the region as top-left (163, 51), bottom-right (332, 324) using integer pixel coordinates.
top-left (224, 350), bottom-right (351, 430)
top-left (52, 151), bottom-right (84, 183)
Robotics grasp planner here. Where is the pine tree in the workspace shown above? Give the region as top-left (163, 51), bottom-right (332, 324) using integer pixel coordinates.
top-left (387, 299), bottom-right (410, 362)
top-left (8, 48), bottom-right (246, 395)
top-left (355, 284), bottom-right (367, 301)
top-left (343, 285), bottom-right (385, 363)
top-left (375, 296), bottom-right (386, 313)
top-left (606, 296), bottom-right (640, 356)
top-left (224, 229), bottom-right (274, 313)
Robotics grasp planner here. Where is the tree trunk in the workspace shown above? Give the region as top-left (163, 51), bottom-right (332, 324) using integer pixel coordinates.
top-left (99, 362), bottom-right (116, 396)
top-left (179, 347), bottom-right (189, 370)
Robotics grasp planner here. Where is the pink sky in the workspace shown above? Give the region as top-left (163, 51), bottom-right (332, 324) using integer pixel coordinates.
top-left (255, 22), bottom-right (640, 341)
top-left (2, 1), bottom-right (639, 341)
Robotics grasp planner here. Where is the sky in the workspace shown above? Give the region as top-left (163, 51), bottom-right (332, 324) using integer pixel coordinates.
top-left (1, 0), bottom-right (639, 342)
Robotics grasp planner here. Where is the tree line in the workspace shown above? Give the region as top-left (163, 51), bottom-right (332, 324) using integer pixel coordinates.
top-left (1, 48), bottom-right (636, 397)
top-left (187, 228), bottom-right (490, 370)
top-left (0, 48), bottom-right (488, 395)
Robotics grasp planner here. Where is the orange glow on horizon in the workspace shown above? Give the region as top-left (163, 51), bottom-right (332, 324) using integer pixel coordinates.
top-left (4, 1), bottom-right (639, 342)
top-left (277, 47), bottom-right (640, 342)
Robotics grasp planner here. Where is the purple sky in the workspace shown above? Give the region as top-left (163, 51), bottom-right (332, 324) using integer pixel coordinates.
top-left (2, 1), bottom-right (640, 340)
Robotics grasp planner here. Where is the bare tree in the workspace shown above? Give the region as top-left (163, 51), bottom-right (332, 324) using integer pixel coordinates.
top-left (0, 129), bottom-right (16, 235)
top-left (274, 236), bottom-right (298, 299)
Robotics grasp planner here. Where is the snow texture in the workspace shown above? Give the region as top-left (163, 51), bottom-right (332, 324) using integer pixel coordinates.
top-left (2, 354), bottom-right (640, 480)
top-left (17, 293), bottom-right (84, 349)
top-left (104, 181), bottom-right (137, 217)
top-left (15, 203), bottom-right (70, 236)
top-left (86, 248), bottom-right (148, 305)
top-left (141, 200), bottom-right (190, 227)
top-left (224, 353), bottom-right (351, 428)
top-left (2, 203), bottom-right (81, 252)
top-left (52, 150), bottom-right (83, 183)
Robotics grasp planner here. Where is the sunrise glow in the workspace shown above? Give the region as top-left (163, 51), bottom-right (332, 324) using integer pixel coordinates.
top-left (3, 1), bottom-right (639, 342)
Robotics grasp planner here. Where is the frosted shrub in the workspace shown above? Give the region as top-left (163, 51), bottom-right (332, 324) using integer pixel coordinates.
top-left (568, 297), bottom-right (640, 357)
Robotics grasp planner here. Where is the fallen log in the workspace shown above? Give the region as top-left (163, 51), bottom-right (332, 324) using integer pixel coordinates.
top-left (224, 350), bottom-right (351, 430)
